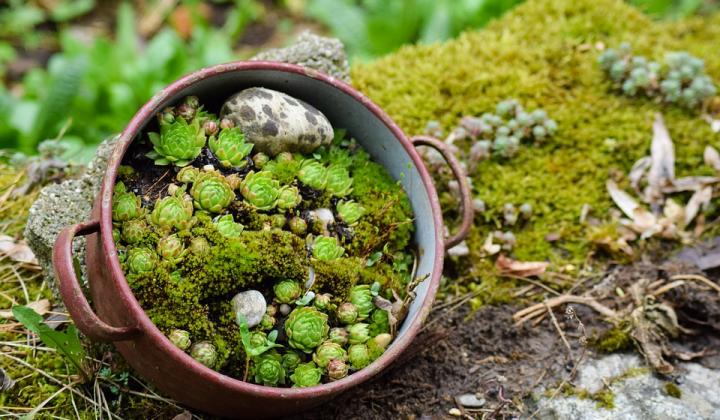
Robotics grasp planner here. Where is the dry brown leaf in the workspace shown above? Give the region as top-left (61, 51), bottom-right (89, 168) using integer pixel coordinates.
top-left (607, 180), bottom-right (641, 219)
top-left (685, 186), bottom-right (712, 227)
top-left (645, 113), bottom-right (675, 205)
top-left (495, 255), bottom-right (549, 278)
top-left (704, 145), bottom-right (720, 172)
top-left (0, 235), bottom-right (39, 266)
top-left (0, 299), bottom-right (51, 319)
top-left (629, 156), bottom-right (651, 190)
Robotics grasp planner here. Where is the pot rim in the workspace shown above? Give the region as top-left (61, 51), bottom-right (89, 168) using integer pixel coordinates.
top-left (98, 61), bottom-right (444, 399)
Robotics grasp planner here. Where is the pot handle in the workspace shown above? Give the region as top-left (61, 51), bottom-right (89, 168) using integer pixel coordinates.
top-left (411, 135), bottom-right (474, 250)
top-left (53, 220), bottom-right (140, 342)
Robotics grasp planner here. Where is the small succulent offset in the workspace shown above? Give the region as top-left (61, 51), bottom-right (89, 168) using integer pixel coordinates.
top-left (347, 343), bottom-right (371, 370)
top-left (209, 127), bottom-right (254, 169)
top-left (327, 359), bottom-right (349, 381)
top-left (213, 214), bottom-right (244, 239)
top-left (126, 247), bottom-right (157, 274)
top-left (253, 354), bottom-right (286, 386)
top-left (348, 285), bottom-right (374, 321)
top-left (276, 186), bottom-right (302, 210)
top-left (325, 164), bottom-right (353, 197)
top-left (336, 200), bottom-right (365, 225)
top-left (150, 188), bottom-right (194, 231)
top-left (112, 182), bottom-right (143, 222)
top-left (347, 323), bottom-right (370, 345)
top-left (328, 327), bottom-right (349, 346)
top-left (157, 234), bottom-right (186, 263)
top-left (190, 341), bottom-right (217, 368)
top-left (146, 115), bottom-right (206, 166)
top-left (288, 217), bottom-right (308, 236)
top-left (281, 351), bottom-right (302, 373)
top-left (190, 172), bottom-right (236, 213)
top-left (290, 362), bottom-right (322, 388)
top-left (240, 171), bottom-right (281, 211)
top-left (273, 280), bottom-right (303, 304)
top-left (121, 219), bottom-right (148, 245)
top-left (285, 307), bottom-right (330, 353)
top-left (168, 329), bottom-right (191, 350)
top-left (337, 303), bottom-right (359, 325)
top-left (312, 235), bottom-right (345, 261)
top-left (312, 341), bottom-right (347, 368)
top-left (297, 160), bottom-right (328, 190)
top-left (313, 293), bottom-right (332, 311)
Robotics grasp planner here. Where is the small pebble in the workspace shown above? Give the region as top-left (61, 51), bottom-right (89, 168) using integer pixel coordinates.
top-left (279, 303), bottom-right (292, 316)
top-left (545, 232), bottom-right (561, 242)
top-left (231, 290), bottom-right (267, 328)
top-left (457, 393), bottom-right (486, 408)
top-left (448, 408), bottom-right (462, 417)
top-left (472, 198), bottom-right (486, 213)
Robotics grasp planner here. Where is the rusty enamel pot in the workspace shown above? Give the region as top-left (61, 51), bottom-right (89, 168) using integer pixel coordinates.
top-left (53, 62), bottom-right (472, 418)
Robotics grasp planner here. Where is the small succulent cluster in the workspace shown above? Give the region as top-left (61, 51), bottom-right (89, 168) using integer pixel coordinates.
top-left (598, 43), bottom-right (717, 109)
top-left (113, 95), bottom-right (415, 388)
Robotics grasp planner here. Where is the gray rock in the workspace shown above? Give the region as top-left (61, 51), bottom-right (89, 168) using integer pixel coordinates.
top-left (25, 135), bottom-right (119, 295)
top-left (251, 31), bottom-right (351, 84)
top-left (221, 87), bottom-right (334, 156)
top-left (457, 394), bottom-right (485, 408)
top-left (231, 290), bottom-right (267, 328)
top-left (535, 354), bottom-right (720, 420)
top-left (279, 303), bottom-right (292, 316)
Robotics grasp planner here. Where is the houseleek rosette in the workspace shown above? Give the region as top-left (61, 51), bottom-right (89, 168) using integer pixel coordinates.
top-left (273, 279), bottom-right (302, 304)
top-left (336, 200), bottom-right (365, 225)
top-left (327, 359), bottom-right (349, 381)
top-left (368, 309), bottom-right (390, 336)
top-left (213, 214), bottom-right (244, 238)
top-left (253, 354), bottom-right (285, 386)
top-left (297, 160), bottom-right (327, 190)
top-left (121, 219), bottom-right (148, 245)
top-left (149, 188), bottom-right (194, 231)
top-left (347, 344), bottom-right (370, 370)
top-left (328, 327), bottom-right (349, 346)
top-left (157, 234), bottom-right (186, 263)
top-left (168, 329), bottom-right (191, 350)
top-left (277, 186), bottom-right (302, 210)
top-left (289, 362), bottom-right (322, 387)
top-left (313, 293), bottom-right (332, 311)
top-left (281, 351), bottom-right (302, 373)
top-left (285, 307), bottom-right (329, 353)
top-left (336, 303), bottom-right (358, 325)
top-left (326, 164), bottom-right (353, 197)
top-left (288, 217), bottom-right (307, 235)
top-left (240, 171), bottom-right (280, 211)
top-left (312, 341), bottom-right (347, 368)
top-left (190, 341), bottom-right (217, 368)
top-left (349, 285), bottom-right (374, 321)
top-left (347, 323), bottom-right (370, 345)
top-left (146, 117), bottom-right (206, 166)
top-left (209, 127), bottom-right (254, 169)
top-left (112, 182), bottom-right (143, 222)
top-left (312, 235), bottom-right (344, 261)
top-left (190, 172), bottom-right (235, 213)
top-left (126, 247), bottom-right (157, 274)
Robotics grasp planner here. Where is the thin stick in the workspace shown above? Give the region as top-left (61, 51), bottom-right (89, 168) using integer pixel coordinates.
top-left (670, 274), bottom-right (720, 294)
top-left (651, 280), bottom-right (686, 296)
top-left (513, 295), bottom-right (618, 326)
top-left (545, 302), bottom-right (572, 360)
top-left (25, 380), bottom-right (77, 417)
top-left (503, 274), bottom-right (561, 296)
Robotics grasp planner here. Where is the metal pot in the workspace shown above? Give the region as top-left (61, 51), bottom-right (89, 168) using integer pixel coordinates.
top-left (53, 62), bottom-right (472, 418)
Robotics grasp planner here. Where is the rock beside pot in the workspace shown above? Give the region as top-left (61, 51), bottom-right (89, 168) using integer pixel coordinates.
top-left (220, 87), bottom-right (334, 156)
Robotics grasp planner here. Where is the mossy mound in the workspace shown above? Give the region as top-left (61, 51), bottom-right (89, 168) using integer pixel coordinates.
top-left (352, 0), bottom-right (720, 301)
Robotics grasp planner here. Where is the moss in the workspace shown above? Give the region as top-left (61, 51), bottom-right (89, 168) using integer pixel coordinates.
top-left (352, 0), bottom-right (720, 300)
top-left (664, 381), bottom-right (682, 398)
top-left (312, 258), bottom-right (362, 301)
top-left (592, 323), bottom-right (634, 352)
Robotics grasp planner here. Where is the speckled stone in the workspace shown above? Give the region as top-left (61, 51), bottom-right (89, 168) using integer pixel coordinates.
top-left (231, 290), bottom-right (267, 328)
top-left (220, 87), bottom-right (334, 156)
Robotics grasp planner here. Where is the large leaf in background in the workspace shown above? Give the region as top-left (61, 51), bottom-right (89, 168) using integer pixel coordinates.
top-left (630, 0), bottom-right (704, 18)
top-left (306, 0), bottom-right (371, 60)
top-left (364, 0), bottom-right (427, 57)
top-left (50, 0), bottom-right (96, 22)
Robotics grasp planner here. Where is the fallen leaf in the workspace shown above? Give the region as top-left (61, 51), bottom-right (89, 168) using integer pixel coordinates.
top-left (607, 180), bottom-right (641, 219)
top-left (0, 299), bottom-right (51, 319)
top-left (0, 235), bottom-right (39, 266)
top-left (645, 113), bottom-right (675, 205)
top-left (482, 233), bottom-right (501, 256)
top-left (685, 186), bottom-right (712, 227)
top-left (704, 145), bottom-right (720, 172)
top-left (663, 176), bottom-right (720, 193)
top-left (629, 156), bottom-right (651, 190)
top-left (495, 255), bottom-right (549, 277)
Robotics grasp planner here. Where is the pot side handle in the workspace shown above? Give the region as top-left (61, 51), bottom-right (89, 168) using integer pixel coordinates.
top-left (53, 220), bottom-right (139, 342)
top-left (411, 135), bottom-right (473, 250)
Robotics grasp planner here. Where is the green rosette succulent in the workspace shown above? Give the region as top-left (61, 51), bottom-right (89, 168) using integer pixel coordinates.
top-left (189, 237), bottom-right (210, 255)
top-left (249, 331), bottom-right (268, 349)
top-left (297, 160), bottom-right (328, 190)
top-left (126, 247), bottom-right (157, 274)
top-left (190, 341), bottom-right (217, 368)
top-left (121, 219), bottom-right (148, 245)
top-left (281, 351), bottom-right (303, 373)
top-left (253, 354), bottom-right (285, 386)
top-left (277, 186), bottom-right (302, 210)
top-left (157, 234), bottom-right (186, 263)
top-left (314, 293), bottom-right (332, 311)
top-left (326, 164), bottom-right (353, 197)
top-left (288, 217), bottom-right (307, 236)
top-left (328, 327), bottom-right (349, 346)
top-left (253, 152), bottom-right (270, 168)
top-left (347, 344), bottom-right (371, 370)
top-left (176, 166), bottom-right (199, 184)
top-left (209, 127), bottom-right (254, 169)
top-left (150, 189), bottom-right (194, 230)
top-left (273, 279), bottom-right (302, 304)
top-left (347, 323), bottom-right (370, 345)
top-left (327, 359), bottom-right (348, 381)
top-left (240, 171), bottom-right (280, 211)
top-left (112, 182), bottom-right (143, 222)
top-left (270, 214), bottom-right (286, 229)
top-left (336, 200), bottom-right (365, 225)
top-left (368, 333), bottom-right (392, 362)
top-left (337, 303), bottom-right (358, 325)
top-left (168, 329), bottom-right (191, 350)
top-left (312, 341), bottom-right (347, 368)
top-left (312, 236), bottom-right (345, 261)
top-left (368, 309), bottom-right (390, 337)
top-left (146, 117), bottom-right (206, 166)
top-left (213, 214), bottom-right (244, 238)
top-left (112, 227), bottom-right (121, 243)
top-left (290, 362), bottom-right (322, 387)
top-left (285, 307), bottom-right (329, 353)
top-left (349, 285), bottom-right (374, 321)
top-left (259, 314), bottom-right (276, 330)
top-left (190, 172), bottom-right (235, 213)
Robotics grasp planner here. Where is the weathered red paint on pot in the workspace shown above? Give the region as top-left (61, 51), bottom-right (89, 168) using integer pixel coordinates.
top-left (53, 62), bottom-right (472, 418)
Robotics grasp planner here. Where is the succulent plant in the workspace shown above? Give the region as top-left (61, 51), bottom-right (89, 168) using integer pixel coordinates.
top-left (209, 127), bottom-right (254, 169)
top-left (326, 164), bottom-right (353, 197)
top-left (349, 285), bottom-right (374, 321)
top-left (240, 171), bottom-right (280, 211)
top-left (312, 235), bottom-right (345, 261)
top-left (277, 186), bottom-right (302, 210)
top-left (347, 323), bottom-right (370, 345)
top-left (190, 341), bottom-right (217, 368)
top-left (314, 293), bottom-right (332, 311)
top-left (253, 152), bottom-right (270, 168)
top-left (189, 237), bottom-right (211, 255)
top-left (146, 116), bottom-right (206, 166)
top-left (168, 329), bottom-right (191, 350)
top-left (176, 95), bottom-right (200, 120)
top-left (297, 160), bottom-right (328, 190)
top-left (126, 247), bottom-right (157, 274)
top-left (249, 331), bottom-right (269, 349)
top-left (337, 302), bottom-right (358, 325)
top-left (288, 217), bottom-right (308, 236)
top-left (253, 354), bottom-right (285, 386)
top-left (260, 314), bottom-right (276, 330)
top-left (336, 200), bottom-right (365, 225)
top-left (203, 119), bottom-right (219, 136)
top-left (285, 307), bottom-right (329, 353)
top-left (289, 361), bottom-right (322, 387)
top-left (328, 327), bottom-right (349, 346)
top-left (273, 279), bottom-right (302, 304)
top-left (368, 309), bottom-right (390, 337)
top-left (312, 341), bottom-right (347, 368)
top-left (281, 351), bottom-right (303, 373)
top-left (112, 227), bottom-right (121, 243)
top-left (347, 344), bottom-right (371, 370)
top-left (213, 214), bottom-right (244, 238)
top-left (121, 219), bottom-right (148, 245)
top-left (327, 359), bottom-right (349, 381)
top-left (367, 334), bottom-right (390, 361)
top-left (150, 188), bottom-right (194, 231)
top-left (112, 182), bottom-right (143, 222)
top-left (156, 234), bottom-right (186, 263)
top-left (190, 172), bottom-right (235, 213)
